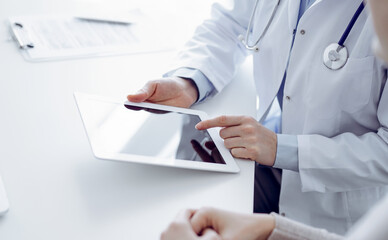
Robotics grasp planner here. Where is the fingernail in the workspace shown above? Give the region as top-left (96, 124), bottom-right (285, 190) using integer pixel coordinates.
top-left (195, 123), bottom-right (200, 129)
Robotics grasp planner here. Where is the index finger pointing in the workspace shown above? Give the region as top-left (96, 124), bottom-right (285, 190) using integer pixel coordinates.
top-left (195, 116), bottom-right (242, 130)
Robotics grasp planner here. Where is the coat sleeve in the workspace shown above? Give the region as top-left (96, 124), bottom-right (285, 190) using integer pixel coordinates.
top-left (268, 213), bottom-right (344, 240)
top-left (297, 75), bottom-right (388, 193)
top-left (169, 0), bottom-right (253, 92)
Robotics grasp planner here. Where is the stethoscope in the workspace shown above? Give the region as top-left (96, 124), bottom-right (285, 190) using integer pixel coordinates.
top-left (239, 0), bottom-right (365, 70)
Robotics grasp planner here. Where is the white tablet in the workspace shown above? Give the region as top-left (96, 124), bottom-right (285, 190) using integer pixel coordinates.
top-left (74, 92), bottom-right (240, 173)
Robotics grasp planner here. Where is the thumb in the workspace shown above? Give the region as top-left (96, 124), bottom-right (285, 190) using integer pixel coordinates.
top-left (127, 81), bottom-right (157, 103)
top-left (191, 208), bottom-right (216, 235)
top-left (199, 229), bottom-right (221, 240)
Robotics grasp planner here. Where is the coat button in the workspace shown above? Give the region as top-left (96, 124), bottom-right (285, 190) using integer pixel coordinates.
top-left (281, 212), bottom-right (286, 217)
top-left (286, 96), bottom-right (291, 101)
top-left (300, 29), bottom-right (306, 35)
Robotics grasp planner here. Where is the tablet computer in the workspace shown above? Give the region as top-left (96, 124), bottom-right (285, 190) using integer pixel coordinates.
top-left (74, 92), bottom-right (240, 173)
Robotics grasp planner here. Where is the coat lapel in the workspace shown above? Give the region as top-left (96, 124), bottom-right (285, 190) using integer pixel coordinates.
top-left (288, 0), bottom-right (301, 32)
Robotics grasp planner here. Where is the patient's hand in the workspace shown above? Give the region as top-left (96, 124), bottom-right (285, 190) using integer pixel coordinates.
top-left (160, 209), bottom-right (220, 240)
top-left (190, 207), bottom-right (275, 240)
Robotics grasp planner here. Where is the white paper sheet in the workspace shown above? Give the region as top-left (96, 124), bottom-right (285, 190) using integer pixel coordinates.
top-left (9, 13), bottom-right (173, 61)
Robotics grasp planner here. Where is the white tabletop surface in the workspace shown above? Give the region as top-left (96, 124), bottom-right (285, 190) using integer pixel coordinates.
top-left (0, 0), bottom-right (256, 239)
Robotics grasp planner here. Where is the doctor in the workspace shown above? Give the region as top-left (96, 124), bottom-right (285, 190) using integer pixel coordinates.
top-left (128, 0), bottom-right (388, 234)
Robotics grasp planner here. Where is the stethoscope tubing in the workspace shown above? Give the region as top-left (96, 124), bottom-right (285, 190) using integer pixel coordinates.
top-left (244, 0), bottom-right (280, 49)
top-left (338, 2), bottom-right (365, 47)
top-left (242, 0), bottom-right (365, 51)
top-left (240, 0), bottom-right (365, 70)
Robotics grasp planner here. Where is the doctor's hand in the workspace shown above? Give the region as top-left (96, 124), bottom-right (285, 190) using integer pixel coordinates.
top-left (161, 209), bottom-right (221, 240)
top-left (127, 77), bottom-right (198, 108)
top-left (195, 116), bottom-right (277, 166)
top-left (191, 207), bottom-right (275, 240)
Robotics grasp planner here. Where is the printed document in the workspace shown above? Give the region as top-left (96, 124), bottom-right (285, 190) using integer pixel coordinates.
top-left (9, 14), bottom-right (172, 61)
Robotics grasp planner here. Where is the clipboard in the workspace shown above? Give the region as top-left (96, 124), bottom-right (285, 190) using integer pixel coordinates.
top-left (8, 14), bottom-right (174, 62)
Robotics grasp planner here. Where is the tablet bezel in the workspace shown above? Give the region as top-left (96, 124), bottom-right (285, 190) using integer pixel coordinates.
top-left (74, 92), bottom-right (240, 173)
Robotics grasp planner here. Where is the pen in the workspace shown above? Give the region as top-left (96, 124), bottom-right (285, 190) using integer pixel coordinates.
top-left (75, 17), bottom-right (132, 25)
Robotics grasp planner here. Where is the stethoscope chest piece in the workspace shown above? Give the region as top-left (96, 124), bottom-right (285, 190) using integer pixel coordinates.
top-left (323, 43), bottom-right (348, 70)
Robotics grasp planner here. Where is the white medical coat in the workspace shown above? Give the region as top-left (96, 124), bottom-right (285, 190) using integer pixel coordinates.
top-left (170, 0), bottom-right (388, 235)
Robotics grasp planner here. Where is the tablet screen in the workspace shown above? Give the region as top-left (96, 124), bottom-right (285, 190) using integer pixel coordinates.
top-left (84, 99), bottom-right (225, 164)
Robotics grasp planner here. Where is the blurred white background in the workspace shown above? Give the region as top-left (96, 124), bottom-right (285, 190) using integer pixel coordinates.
top-left (1, 0), bottom-right (226, 49)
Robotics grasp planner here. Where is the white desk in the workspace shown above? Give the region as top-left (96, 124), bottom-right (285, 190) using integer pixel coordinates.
top-left (0, 0), bottom-right (256, 239)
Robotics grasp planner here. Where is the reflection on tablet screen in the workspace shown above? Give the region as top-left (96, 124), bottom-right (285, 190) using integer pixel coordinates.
top-left (87, 100), bottom-right (225, 164)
